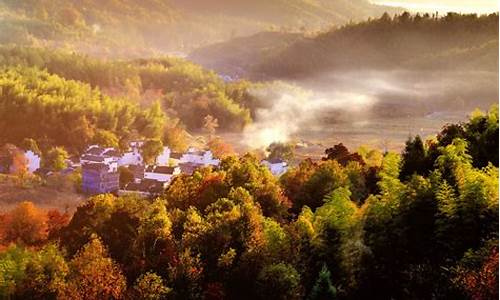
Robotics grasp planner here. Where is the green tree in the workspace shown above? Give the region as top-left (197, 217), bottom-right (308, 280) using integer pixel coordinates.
top-left (132, 272), bottom-right (171, 300)
top-left (93, 129), bottom-right (119, 148)
top-left (308, 264), bottom-right (337, 300)
top-left (44, 147), bottom-right (69, 171)
top-left (141, 139), bottom-right (163, 164)
top-left (256, 263), bottom-right (301, 300)
top-left (118, 166), bottom-right (134, 188)
top-left (267, 142), bottom-right (295, 162)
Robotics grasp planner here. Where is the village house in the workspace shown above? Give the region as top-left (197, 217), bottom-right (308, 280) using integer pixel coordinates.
top-left (81, 162), bottom-right (120, 194)
top-left (180, 148), bottom-right (220, 166)
top-left (143, 165), bottom-right (181, 183)
top-left (155, 147), bottom-right (171, 165)
top-left (24, 150), bottom-right (41, 173)
top-left (81, 145), bottom-right (120, 166)
top-left (261, 158), bottom-right (289, 176)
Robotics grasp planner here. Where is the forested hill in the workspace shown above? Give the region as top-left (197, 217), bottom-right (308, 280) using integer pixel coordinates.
top-left (257, 12), bottom-right (499, 78)
top-left (0, 46), bottom-right (259, 134)
top-left (0, 0), bottom-right (400, 55)
top-left (169, 0), bottom-right (398, 29)
top-left (190, 13), bottom-right (499, 79)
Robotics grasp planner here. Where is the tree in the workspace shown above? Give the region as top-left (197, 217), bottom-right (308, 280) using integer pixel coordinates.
top-left (203, 115), bottom-right (219, 138)
top-left (2, 201), bottom-right (48, 246)
top-left (324, 143), bottom-right (364, 166)
top-left (163, 124), bottom-right (188, 152)
top-left (141, 139), bottom-right (163, 164)
top-left (118, 166), bottom-right (134, 188)
top-left (267, 142), bottom-right (295, 162)
top-left (44, 147), bottom-right (69, 171)
top-left (256, 263), bottom-right (301, 300)
top-left (208, 137), bottom-right (235, 158)
top-left (21, 138), bottom-right (41, 155)
top-left (61, 235), bottom-right (127, 300)
top-left (0, 144), bottom-right (27, 175)
top-left (308, 264), bottom-right (337, 300)
top-left (16, 244), bottom-right (69, 299)
top-left (400, 135), bottom-right (432, 180)
top-left (132, 272), bottom-right (171, 300)
top-left (93, 129), bottom-right (119, 148)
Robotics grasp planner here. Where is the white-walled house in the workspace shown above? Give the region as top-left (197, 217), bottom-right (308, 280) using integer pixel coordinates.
top-left (261, 159), bottom-right (288, 176)
top-left (144, 165), bottom-right (181, 183)
top-left (180, 148), bottom-right (220, 166)
top-left (118, 141), bottom-right (144, 166)
top-left (155, 147), bottom-right (171, 165)
top-left (24, 150), bottom-right (41, 173)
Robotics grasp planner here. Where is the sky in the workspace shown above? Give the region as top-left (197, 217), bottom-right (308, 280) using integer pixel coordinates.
top-left (371, 0), bottom-right (499, 14)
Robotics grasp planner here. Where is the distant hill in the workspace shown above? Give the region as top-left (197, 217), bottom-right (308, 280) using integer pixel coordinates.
top-left (190, 12), bottom-right (499, 79)
top-left (0, 0), bottom-right (400, 55)
top-left (170, 0), bottom-right (399, 29)
top-left (189, 31), bottom-right (305, 78)
top-left (255, 12), bottom-right (499, 78)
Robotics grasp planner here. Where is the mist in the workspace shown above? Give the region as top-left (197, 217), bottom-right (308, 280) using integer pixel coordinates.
top-left (240, 69), bottom-right (498, 152)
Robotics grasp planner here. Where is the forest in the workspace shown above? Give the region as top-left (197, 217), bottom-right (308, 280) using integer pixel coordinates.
top-left (191, 12), bottom-right (499, 79)
top-left (0, 106), bottom-right (497, 299)
top-left (0, 0), bottom-right (398, 54)
top-left (0, 46), bottom-right (261, 145)
top-left (0, 1), bottom-right (498, 299)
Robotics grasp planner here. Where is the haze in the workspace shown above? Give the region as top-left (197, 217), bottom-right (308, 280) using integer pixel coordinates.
top-left (372, 0), bottom-right (498, 14)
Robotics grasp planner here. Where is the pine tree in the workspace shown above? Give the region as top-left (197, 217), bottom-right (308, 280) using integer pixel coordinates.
top-left (308, 264), bottom-right (337, 300)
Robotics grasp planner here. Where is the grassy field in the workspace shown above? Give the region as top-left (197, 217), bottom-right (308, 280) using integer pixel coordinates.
top-left (0, 174), bottom-right (86, 212)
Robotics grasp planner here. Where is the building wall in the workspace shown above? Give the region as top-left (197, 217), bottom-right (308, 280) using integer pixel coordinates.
top-left (156, 147), bottom-right (171, 165)
top-left (82, 168), bottom-right (119, 194)
top-left (143, 172), bottom-right (173, 183)
top-left (119, 151), bottom-right (143, 166)
top-left (24, 151), bottom-right (40, 173)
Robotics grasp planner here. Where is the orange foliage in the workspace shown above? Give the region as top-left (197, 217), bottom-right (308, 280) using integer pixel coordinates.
top-left (46, 209), bottom-right (71, 239)
top-left (208, 137), bottom-right (235, 158)
top-left (60, 236), bottom-right (127, 300)
top-left (1, 201), bottom-right (48, 246)
top-left (456, 246), bottom-right (499, 300)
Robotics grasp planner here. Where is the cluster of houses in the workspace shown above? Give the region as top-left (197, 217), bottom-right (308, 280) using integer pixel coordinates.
top-left (1, 140), bottom-right (289, 197)
top-left (79, 141), bottom-right (221, 196)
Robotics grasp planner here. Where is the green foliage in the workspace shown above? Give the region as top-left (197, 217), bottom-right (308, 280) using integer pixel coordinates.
top-left (0, 47), bottom-right (254, 133)
top-left (133, 272), bottom-right (171, 300)
top-left (118, 166), bottom-right (134, 188)
top-left (0, 66), bottom-right (165, 154)
top-left (0, 108), bottom-right (497, 299)
top-left (258, 13), bottom-right (499, 77)
top-left (93, 129), bottom-right (119, 148)
top-left (256, 263), bottom-right (301, 300)
top-left (308, 264), bottom-right (337, 300)
top-left (266, 142), bottom-right (295, 162)
top-left (141, 139), bottom-right (164, 165)
top-left (44, 147), bottom-right (69, 171)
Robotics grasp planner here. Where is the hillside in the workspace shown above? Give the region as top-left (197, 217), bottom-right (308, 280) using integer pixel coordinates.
top-left (257, 12), bottom-right (499, 78)
top-left (0, 0), bottom-right (400, 55)
top-left (190, 13), bottom-right (499, 79)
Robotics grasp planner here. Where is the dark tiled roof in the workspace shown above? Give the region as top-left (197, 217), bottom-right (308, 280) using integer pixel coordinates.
top-left (103, 149), bottom-right (120, 157)
top-left (265, 158), bottom-right (286, 164)
top-left (170, 152), bottom-right (183, 159)
top-left (179, 162), bottom-right (200, 175)
top-left (86, 147), bottom-right (105, 155)
top-left (153, 166), bottom-right (177, 174)
top-left (82, 163), bottom-right (109, 171)
top-left (144, 166), bottom-right (177, 175)
top-left (81, 155), bottom-right (105, 162)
